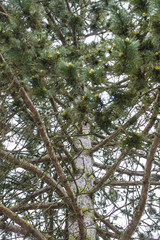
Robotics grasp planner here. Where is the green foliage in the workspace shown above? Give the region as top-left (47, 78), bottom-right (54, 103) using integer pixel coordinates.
top-left (108, 187), bottom-right (119, 201)
top-left (85, 67), bottom-right (106, 85)
top-left (109, 4), bottom-right (132, 35)
top-left (122, 131), bottom-right (143, 149)
top-left (0, 0), bottom-right (160, 239)
top-left (109, 86), bottom-right (136, 107)
top-left (89, 3), bottom-right (106, 31)
top-left (128, 0), bottom-right (148, 12)
top-left (59, 61), bottom-right (79, 86)
top-left (109, 36), bottom-right (142, 74)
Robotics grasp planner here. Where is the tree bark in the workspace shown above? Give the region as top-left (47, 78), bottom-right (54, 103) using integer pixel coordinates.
top-left (68, 123), bottom-right (96, 240)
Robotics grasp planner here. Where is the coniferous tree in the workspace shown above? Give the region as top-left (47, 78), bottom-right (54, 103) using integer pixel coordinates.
top-left (0, 0), bottom-right (160, 240)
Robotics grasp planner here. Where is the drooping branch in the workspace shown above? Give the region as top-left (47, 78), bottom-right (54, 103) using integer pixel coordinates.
top-left (0, 222), bottom-right (29, 237)
top-left (120, 120), bottom-right (160, 240)
top-left (95, 211), bottom-right (121, 235)
top-left (0, 222), bottom-right (57, 240)
top-left (90, 150), bottom-right (129, 195)
top-left (0, 149), bottom-right (67, 200)
top-left (0, 203), bottom-right (47, 240)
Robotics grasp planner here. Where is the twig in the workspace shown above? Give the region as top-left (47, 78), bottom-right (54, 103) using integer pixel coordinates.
top-left (49, 96), bottom-right (79, 153)
top-left (143, 90), bottom-right (160, 134)
top-left (0, 150), bottom-right (67, 199)
top-left (45, 7), bottom-right (66, 46)
top-left (120, 119), bottom-right (160, 240)
top-left (90, 150), bottom-right (129, 195)
top-left (95, 211), bottom-right (121, 235)
top-left (89, 104), bottom-right (150, 155)
top-left (0, 203), bottom-right (48, 240)
top-left (65, 0), bottom-right (78, 48)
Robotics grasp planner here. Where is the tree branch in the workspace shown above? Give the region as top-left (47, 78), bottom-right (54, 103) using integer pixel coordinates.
top-left (93, 162), bottom-right (160, 178)
top-left (143, 90), bottom-right (160, 134)
top-left (1, 54), bottom-right (86, 240)
top-left (0, 186), bottom-right (52, 223)
top-left (0, 221), bottom-right (57, 240)
top-left (120, 120), bottom-right (160, 240)
top-left (0, 203), bottom-right (47, 240)
top-left (95, 211), bottom-right (121, 235)
top-left (0, 222), bottom-right (29, 237)
top-left (97, 227), bottom-right (118, 239)
top-left (45, 7), bottom-right (66, 46)
top-left (90, 150), bottom-right (129, 195)
top-left (8, 202), bottom-right (65, 213)
top-left (0, 4), bottom-right (10, 22)
top-left (65, 0), bottom-right (78, 47)
top-left (107, 181), bottom-right (160, 186)
top-left (0, 150), bottom-right (67, 200)
top-left (89, 104), bottom-right (149, 154)
top-left (49, 96), bottom-right (79, 153)
top-left (30, 155), bottom-right (67, 164)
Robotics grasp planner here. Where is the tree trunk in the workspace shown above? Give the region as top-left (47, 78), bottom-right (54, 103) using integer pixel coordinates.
top-left (68, 123), bottom-right (96, 240)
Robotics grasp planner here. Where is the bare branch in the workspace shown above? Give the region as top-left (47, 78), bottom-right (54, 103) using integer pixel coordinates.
top-left (107, 181), bottom-right (160, 186)
top-left (0, 150), bottom-right (67, 199)
top-left (0, 222), bottom-right (57, 240)
top-left (93, 162), bottom-right (160, 178)
top-left (120, 120), bottom-right (160, 240)
top-left (8, 202), bottom-right (65, 213)
top-left (30, 155), bottom-right (68, 164)
top-left (0, 186), bottom-right (52, 223)
top-left (0, 222), bottom-right (29, 237)
top-left (0, 203), bottom-right (47, 240)
top-left (143, 91), bottom-right (160, 134)
top-left (90, 150), bottom-right (129, 195)
top-left (95, 211), bottom-right (121, 235)
top-left (97, 227), bottom-right (119, 239)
